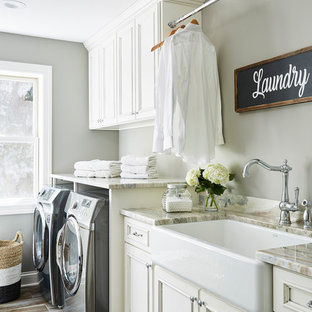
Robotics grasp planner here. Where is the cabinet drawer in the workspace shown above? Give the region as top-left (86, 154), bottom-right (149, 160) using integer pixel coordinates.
top-left (124, 217), bottom-right (151, 251)
top-left (274, 266), bottom-right (312, 312)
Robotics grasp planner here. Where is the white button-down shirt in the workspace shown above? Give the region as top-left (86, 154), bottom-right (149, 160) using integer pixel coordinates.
top-left (153, 23), bottom-right (224, 166)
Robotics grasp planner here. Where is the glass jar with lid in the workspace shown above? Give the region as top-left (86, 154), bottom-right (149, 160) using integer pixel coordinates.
top-left (162, 183), bottom-right (192, 213)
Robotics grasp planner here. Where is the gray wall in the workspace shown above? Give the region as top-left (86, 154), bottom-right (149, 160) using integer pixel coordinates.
top-left (202, 0), bottom-right (312, 200)
top-left (0, 32), bottom-right (119, 271)
top-left (119, 127), bottom-right (188, 178)
top-left (120, 0), bottom-right (312, 201)
top-left (0, 32), bottom-right (118, 172)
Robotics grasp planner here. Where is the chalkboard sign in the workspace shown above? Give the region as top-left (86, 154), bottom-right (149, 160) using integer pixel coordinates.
top-left (235, 46), bottom-right (312, 112)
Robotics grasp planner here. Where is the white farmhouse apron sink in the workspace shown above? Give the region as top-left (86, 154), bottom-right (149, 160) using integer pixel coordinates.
top-left (151, 219), bottom-right (312, 312)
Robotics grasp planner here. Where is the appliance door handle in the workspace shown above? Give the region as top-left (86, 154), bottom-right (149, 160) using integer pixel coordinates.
top-left (32, 204), bottom-right (46, 271)
top-left (56, 224), bottom-right (65, 273)
top-left (62, 216), bottom-right (83, 296)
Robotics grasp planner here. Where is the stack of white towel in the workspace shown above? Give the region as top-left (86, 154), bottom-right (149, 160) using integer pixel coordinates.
top-left (120, 155), bottom-right (158, 179)
top-left (74, 159), bottom-right (121, 178)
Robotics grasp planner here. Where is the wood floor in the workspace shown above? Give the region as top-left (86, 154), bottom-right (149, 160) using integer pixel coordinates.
top-left (0, 285), bottom-right (62, 312)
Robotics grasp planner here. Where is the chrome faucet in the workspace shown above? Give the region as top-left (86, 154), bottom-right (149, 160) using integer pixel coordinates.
top-left (243, 159), bottom-right (299, 225)
top-left (301, 200), bottom-right (312, 229)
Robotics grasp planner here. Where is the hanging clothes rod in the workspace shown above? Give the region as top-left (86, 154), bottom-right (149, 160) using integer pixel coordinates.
top-left (168, 0), bottom-right (220, 28)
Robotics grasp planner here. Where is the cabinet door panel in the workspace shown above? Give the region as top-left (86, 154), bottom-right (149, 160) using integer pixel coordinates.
top-left (135, 4), bottom-right (157, 119)
top-left (89, 48), bottom-right (101, 129)
top-left (199, 289), bottom-right (244, 312)
top-left (117, 22), bottom-right (135, 122)
top-left (274, 267), bottom-right (312, 312)
top-left (125, 243), bottom-right (152, 312)
top-left (101, 36), bottom-right (117, 125)
top-left (154, 266), bottom-right (198, 312)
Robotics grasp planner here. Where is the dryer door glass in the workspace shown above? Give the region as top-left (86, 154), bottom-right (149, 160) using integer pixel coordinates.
top-left (62, 216), bottom-right (83, 296)
top-left (33, 203), bottom-right (47, 271)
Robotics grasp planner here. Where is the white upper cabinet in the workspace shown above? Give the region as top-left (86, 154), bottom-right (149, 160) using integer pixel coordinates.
top-left (117, 22), bottom-right (136, 123)
top-left (101, 35), bottom-right (117, 126)
top-left (88, 48), bottom-right (101, 129)
top-left (85, 0), bottom-right (203, 130)
top-left (135, 4), bottom-right (158, 120)
top-left (89, 36), bottom-right (117, 129)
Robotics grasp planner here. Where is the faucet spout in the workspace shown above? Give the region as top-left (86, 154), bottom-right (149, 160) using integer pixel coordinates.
top-left (242, 159), bottom-right (284, 178)
top-left (242, 158), bottom-right (298, 226)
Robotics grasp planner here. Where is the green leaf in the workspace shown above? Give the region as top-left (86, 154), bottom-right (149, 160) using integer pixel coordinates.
top-left (229, 173), bottom-right (235, 181)
top-left (195, 185), bottom-right (205, 193)
top-left (211, 184), bottom-right (226, 195)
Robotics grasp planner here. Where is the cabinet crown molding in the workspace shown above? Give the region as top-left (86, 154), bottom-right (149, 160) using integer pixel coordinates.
top-left (84, 0), bottom-right (203, 50)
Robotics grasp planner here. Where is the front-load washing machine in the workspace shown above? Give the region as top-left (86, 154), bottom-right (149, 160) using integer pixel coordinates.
top-left (33, 186), bottom-right (70, 308)
top-left (56, 191), bottom-right (109, 312)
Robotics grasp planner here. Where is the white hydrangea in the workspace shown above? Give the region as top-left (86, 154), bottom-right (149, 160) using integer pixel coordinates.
top-left (203, 163), bottom-right (229, 185)
top-left (185, 168), bottom-right (200, 186)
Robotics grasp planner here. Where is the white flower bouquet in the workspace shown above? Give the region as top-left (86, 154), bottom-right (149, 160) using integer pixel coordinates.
top-left (186, 163), bottom-right (235, 211)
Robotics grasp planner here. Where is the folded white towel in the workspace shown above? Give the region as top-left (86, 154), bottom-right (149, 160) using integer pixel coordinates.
top-left (120, 172), bottom-right (158, 179)
top-left (121, 155), bottom-right (157, 166)
top-left (74, 159), bottom-right (121, 171)
top-left (121, 164), bottom-right (157, 174)
top-left (74, 170), bottom-right (120, 178)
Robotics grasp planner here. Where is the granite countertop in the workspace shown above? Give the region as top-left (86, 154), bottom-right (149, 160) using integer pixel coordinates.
top-left (121, 207), bottom-right (226, 225)
top-left (121, 206), bottom-right (312, 237)
top-left (120, 204), bottom-right (312, 278)
top-left (51, 173), bottom-right (185, 189)
top-left (256, 244), bottom-right (312, 277)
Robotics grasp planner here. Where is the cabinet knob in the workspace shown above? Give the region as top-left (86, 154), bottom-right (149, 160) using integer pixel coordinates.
top-left (197, 300), bottom-right (205, 307)
top-left (190, 296), bottom-right (197, 303)
top-left (145, 263), bottom-right (152, 269)
top-left (307, 300), bottom-right (312, 308)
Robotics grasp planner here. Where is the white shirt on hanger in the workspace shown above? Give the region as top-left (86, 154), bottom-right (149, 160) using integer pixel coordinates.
top-left (152, 34), bottom-right (174, 153)
top-left (153, 23), bottom-right (224, 166)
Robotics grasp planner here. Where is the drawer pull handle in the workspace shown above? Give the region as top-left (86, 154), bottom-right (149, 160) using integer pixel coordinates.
top-left (307, 300), bottom-right (312, 308)
top-left (133, 231), bottom-right (143, 237)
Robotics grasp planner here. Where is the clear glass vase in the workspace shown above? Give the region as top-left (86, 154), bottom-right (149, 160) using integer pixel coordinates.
top-left (204, 190), bottom-right (218, 212)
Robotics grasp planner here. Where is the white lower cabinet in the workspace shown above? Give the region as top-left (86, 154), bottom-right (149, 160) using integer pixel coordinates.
top-left (154, 265), bottom-right (198, 312)
top-left (124, 218), bottom-right (244, 312)
top-left (273, 266), bottom-right (312, 312)
top-left (154, 265), bottom-right (243, 312)
top-left (125, 243), bottom-right (153, 312)
top-left (198, 289), bottom-right (244, 312)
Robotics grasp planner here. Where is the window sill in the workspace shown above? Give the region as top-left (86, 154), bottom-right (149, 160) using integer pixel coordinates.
top-left (0, 199), bottom-right (35, 215)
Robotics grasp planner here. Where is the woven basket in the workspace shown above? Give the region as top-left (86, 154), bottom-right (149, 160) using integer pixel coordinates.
top-left (0, 232), bottom-right (24, 303)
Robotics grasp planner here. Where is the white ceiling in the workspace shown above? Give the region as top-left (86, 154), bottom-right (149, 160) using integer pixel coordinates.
top-left (0, 0), bottom-right (137, 42)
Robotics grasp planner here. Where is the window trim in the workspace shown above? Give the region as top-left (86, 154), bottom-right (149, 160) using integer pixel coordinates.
top-left (0, 61), bottom-right (52, 215)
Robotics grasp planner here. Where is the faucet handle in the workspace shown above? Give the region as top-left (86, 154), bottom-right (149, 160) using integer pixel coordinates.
top-left (302, 199), bottom-right (312, 229)
top-left (294, 187), bottom-right (299, 206)
top-left (302, 199), bottom-right (311, 208)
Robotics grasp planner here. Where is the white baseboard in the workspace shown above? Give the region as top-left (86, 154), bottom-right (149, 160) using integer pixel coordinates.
top-left (21, 271), bottom-right (39, 287)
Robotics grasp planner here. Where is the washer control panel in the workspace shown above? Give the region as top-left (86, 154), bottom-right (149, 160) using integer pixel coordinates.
top-left (66, 193), bottom-right (104, 229)
top-left (38, 187), bottom-right (59, 203)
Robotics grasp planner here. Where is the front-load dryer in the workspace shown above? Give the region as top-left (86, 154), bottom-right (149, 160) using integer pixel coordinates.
top-left (33, 186), bottom-right (70, 308)
top-left (56, 191), bottom-right (109, 312)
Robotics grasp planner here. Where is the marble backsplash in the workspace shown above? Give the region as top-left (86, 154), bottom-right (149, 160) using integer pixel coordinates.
top-left (199, 190), bottom-right (304, 224)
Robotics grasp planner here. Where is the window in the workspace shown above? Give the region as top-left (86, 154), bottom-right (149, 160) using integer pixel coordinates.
top-left (0, 61), bottom-right (52, 214)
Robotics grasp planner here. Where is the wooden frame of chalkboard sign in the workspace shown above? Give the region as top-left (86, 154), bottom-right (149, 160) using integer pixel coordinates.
top-left (235, 46), bottom-right (312, 112)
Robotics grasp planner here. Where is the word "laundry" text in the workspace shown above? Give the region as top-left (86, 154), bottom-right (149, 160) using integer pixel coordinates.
top-left (252, 64), bottom-right (310, 99)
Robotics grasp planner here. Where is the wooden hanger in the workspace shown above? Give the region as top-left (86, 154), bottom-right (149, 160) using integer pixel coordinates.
top-left (190, 19), bottom-right (199, 25)
top-left (150, 19), bottom-right (199, 52)
top-left (151, 25), bottom-right (185, 52)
